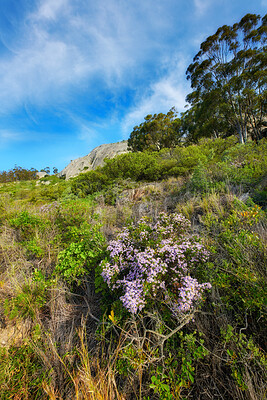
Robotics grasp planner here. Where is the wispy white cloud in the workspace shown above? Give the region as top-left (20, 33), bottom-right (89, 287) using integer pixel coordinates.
top-left (34, 0), bottom-right (69, 20)
top-left (0, 127), bottom-right (50, 148)
top-left (121, 55), bottom-right (190, 137)
top-left (66, 111), bottom-right (110, 147)
top-left (193, 0), bottom-right (212, 16)
top-left (0, 40), bottom-right (80, 109)
top-left (0, 129), bottom-right (21, 141)
top-left (0, 129), bottom-right (24, 149)
top-left (0, 0), bottom-right (182, 115)
top-left (77, 121), bottom-right (105, 146)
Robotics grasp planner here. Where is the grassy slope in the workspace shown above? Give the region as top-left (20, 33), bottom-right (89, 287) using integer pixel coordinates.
top-left (0, 137), bottom-right (266, 400)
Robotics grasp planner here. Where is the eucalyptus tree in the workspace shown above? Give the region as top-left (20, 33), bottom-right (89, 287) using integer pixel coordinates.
top-left (181, 91), bottom-right (234, 143)
top-left (186, 13), bottom-right (266, 143)
top-left (128, 108), bottom-right (182, 152)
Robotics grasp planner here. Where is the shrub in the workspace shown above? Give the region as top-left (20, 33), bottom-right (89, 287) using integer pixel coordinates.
top-left (55, 222), bottom-right (106, 285)
top-left (100, 212), bottom-right (211, 317)
top-left (4, 278), bottom-right (49, 321)
top-left (188, 161), bottom-right (211, 193)
top-left (71, 169), bottom-right (111, 197)
top-left (0, 344), bottom-right (46, 399)
top-left (212, 139), bottom-right (267, 187)
top-left (9, 211), bottom-right (49, 242)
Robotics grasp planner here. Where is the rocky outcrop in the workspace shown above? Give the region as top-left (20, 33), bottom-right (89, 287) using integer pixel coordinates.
top-left (58, 141), bottom-right (129, 180)
top-left (36, 171), bottom-right (48, 179)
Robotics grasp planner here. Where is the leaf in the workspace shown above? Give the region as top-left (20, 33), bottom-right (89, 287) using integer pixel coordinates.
top-left (227, 349), bottom-right (234, 357)
top-left (162, 383), bottom-right (170, 391)
top-left (188, 373), bottom-right (194, 383)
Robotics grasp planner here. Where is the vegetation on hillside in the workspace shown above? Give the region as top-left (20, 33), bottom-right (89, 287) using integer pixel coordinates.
top-left (0, 166), bottom-right (38, 183)
top-left (0, 134), bottom-right (266, 399)
top-left (0, 12), bottom-right (266, 400)
top-left (0, 166), bottom-right (60, 184)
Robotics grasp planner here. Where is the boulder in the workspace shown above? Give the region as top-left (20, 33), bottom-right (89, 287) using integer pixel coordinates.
top-left (58, 141), bottom-right (128, 180)
top-left (36, 171), bottom-right (48, 179)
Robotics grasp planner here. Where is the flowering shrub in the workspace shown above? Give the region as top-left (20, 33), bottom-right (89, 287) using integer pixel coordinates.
top-left (101, 213), bottom-right (211, 317)
top-left (224, 204), bottom-right (263, 229)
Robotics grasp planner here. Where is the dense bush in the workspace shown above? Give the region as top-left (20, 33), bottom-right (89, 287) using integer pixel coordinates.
top-left (0, 344), bottom-right (46, 399)
top-left (55, 221), bottom-right (106, 285)
top-left (71, 136), bottom-right (267, 199)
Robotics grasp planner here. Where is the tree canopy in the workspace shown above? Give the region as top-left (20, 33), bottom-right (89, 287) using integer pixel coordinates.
top-left (127, 13), bottom-right (266, 149)
top-left (0, 166), bottom-right (38, 183)
top-left (128, 108), bottom-right (182, 152)
top-left (185, 13), bottom-right (267, 143)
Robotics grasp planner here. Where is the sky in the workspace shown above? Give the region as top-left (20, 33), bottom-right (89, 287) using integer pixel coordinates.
top-left (0, 0), bottom-right (266, 172)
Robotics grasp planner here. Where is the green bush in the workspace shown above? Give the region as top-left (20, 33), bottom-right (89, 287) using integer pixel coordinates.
top-left (55, 222), bottom-right (106, 285)
top-left (4, 279), bottom-right (49, 321)
top-left (188, 161), bottom-right (211, 193)
top-left (70, 136), bottom-right (261, 198)
top-left (9, 211), bottom-right (48, 241)
top-left (71, 169), bottom-right (111, 196)
top-left (0, 344), bottom-right (46, 400)
top-left (212, 139), bottom-right (267, 187)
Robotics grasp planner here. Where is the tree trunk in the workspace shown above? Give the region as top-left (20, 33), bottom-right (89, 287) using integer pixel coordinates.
top-left (237, 123), bottom-right (244, 144)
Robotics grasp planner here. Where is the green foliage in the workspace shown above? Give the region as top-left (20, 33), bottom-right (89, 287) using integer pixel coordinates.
top-left (188, 161), bottom-right (210, 193)
top-left (202, 198), bottom-right (266, 313)
top-left (54, 199), bottom-right (98, 243)
top-left (9, 211), bottom-right (48, 243)
top-left (22, 238), bottom-right (45, 257)
top-left (176, 331), bottom-right (209, 387)
top-left (0, 178), bottom-right (68, 204)
top-left (103, 152), bottom-right (162, 181)
top-left (181, 93), bottom-right (235, 143)
top-left (149, 331), bottom-right (209, 399)
top-left (221, 325), bottom-right (267, 391)
top-left (71, 169), bottom-right (111, 197)
top-left (70, 137), bottom-right (267, 200)
top-left (186, 13), bottom-right (266, 143)
top-left (10, 210), bottom-right (46, 232)
top-left (0, 166), bottom-right (38, 183)
top-left (0, 344), bottom-right (46, 400)
top-left (213, 140), bottom-right (267, 187)
top-left (55, 222), bottom-right (106, 285)
top-left (150, 373), bottom-right (175, 400)
top-left (4, 279), bottom-right (49, 321)
top-left (128, 107), bottom-right (182, 152)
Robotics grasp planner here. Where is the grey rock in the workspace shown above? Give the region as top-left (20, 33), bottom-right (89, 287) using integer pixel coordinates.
top-left (238, 193), bottom-right (250, 203)
top-left (36, 180), bottom-right (50, 186)
top-left (58, 141), bottom-right (128, 180)
top-left (36, 171), bottom-right (48, 179)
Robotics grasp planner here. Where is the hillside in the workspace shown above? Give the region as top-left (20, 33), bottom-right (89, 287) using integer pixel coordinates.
top-left (0, 137), bottom-right (266, 400)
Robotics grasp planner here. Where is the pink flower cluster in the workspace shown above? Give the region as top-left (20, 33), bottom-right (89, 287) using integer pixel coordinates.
top-left (171, 276), bottom-right (211, 315)
top-left (101, 212), bottom-right (211, 316)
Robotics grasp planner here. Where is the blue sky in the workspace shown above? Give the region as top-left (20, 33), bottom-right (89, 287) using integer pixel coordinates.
top-left (0, 0), bottom-right (266, 172)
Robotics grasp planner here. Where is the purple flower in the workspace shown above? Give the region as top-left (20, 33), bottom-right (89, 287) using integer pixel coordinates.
top-left (100, 212), bottom-right (211, 316)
